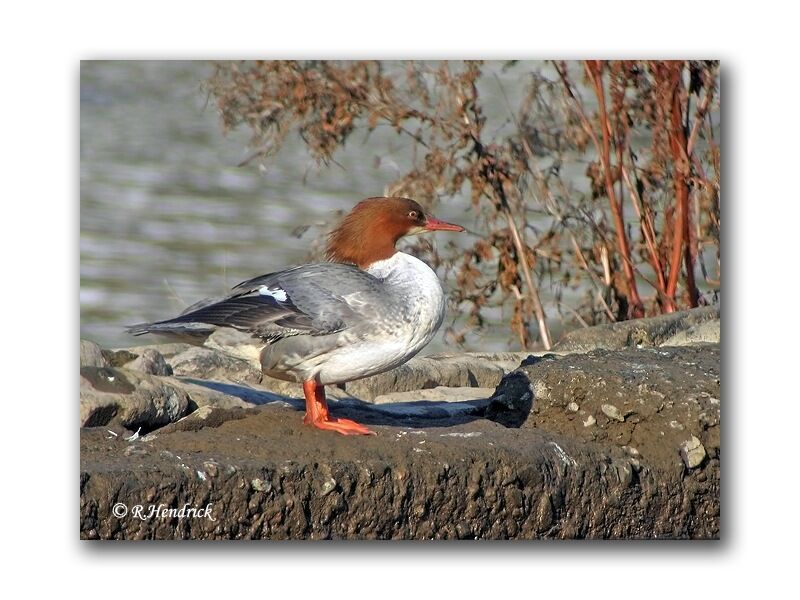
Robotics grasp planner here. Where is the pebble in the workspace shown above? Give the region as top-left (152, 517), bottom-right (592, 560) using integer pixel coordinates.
top-left (123, 446), bottom-right (147, 457)
top-left (320, 478), bottom-right (337, 496)
top-left (251, 478), bottom-right (271, 492)
top-left (601, 404), bottom-right (625, 422)
top-left (567, 402), bottom-right (580, 412)
top-left (203, 461), bottom-right (219, 478)
top-left (622, 445), bottom-right (640, 456)
top-left (583, 415), bottom-right (596, 427)
top-left (679, 435), bottom-right (707, 469)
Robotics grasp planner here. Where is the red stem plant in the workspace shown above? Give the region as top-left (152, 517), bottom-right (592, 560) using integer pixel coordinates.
top-left (204, 60), bottom-right (720, 350)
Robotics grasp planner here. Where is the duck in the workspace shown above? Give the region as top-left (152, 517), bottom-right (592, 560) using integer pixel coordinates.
top-left (127, 196), bottom-right (465, 435)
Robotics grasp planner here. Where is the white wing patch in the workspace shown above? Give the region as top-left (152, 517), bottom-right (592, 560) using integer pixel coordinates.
top-left (259, 286), bottom-right (288, 302)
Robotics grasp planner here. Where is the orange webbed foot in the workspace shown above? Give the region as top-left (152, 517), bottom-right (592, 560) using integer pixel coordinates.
top-left (304, 415), bottom-right (376, 436)
top-left (302, 380), bottom-right (376, 436)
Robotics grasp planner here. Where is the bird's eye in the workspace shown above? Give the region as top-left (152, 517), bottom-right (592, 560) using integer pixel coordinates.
top-left (408, 210), bottom-right (419, 219)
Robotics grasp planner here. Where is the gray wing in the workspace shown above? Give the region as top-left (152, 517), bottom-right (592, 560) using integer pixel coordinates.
top-left (128, 263), bottom-right (387, 343)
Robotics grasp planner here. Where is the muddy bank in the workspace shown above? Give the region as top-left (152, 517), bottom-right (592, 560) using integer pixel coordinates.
top-left (80, 307), bottom-right (720, 539)
top-left (80, 400), bottom-right (717, 540)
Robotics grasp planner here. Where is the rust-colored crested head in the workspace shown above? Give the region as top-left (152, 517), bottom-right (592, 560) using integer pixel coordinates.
top-left (325, 197), bottom-right (464, 268)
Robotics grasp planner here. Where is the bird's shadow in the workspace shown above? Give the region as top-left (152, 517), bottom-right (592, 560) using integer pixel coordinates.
top-left (182, 378), bottom-right (490, 429)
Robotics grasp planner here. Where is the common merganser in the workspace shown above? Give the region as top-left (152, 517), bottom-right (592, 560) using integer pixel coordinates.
top-left (128, 197), bottom-right (464, 435)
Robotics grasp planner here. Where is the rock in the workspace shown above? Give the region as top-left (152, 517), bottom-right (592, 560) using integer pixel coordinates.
top-left (80, 402), bottom-right (719, 539)
top-left (80, 339), bottom-right (108, 368)
top-left (124, 342), bottom-right (193, 360)
top-left (372, 386), bottom-right (495, 404)
top-left (680, 435), bottom-right (707, 469)
top-left (342, 352), bottom-right (535, 401)
top-left (125, 348), bottom-right (173, 376)
top-left (319, 478), bottom-right (337, 497)
top-left (168, 379), bottom-right (265, 410)
top-left (80, 367), bottom-right (190, 429)
top-left (601, 404), bottom-right (625, 422)
top-left (128, 342), bottom-right (534, 402)
top-left (484, 372), bottom-right (535, 427)
top-left (250, 478), bottom-right (269, 492)
top-left (203, 461), bottom-right (219, 478)
top-left (180, 404), bottom-right (215, 423)
top-left (156, 405), bottom-right (250, 434)
top-left (553, 306), bottom-right (719, 353)
top-left (359, 395), bottom-right (487, 422)
top-left (485, 344), bottom-right (720, 475)
top-left (102, 349), bottom-right (140, 367)
top-left (662, 319), bottom-right (721, 347)
top-left (168, 346), bottom-right (264, 385)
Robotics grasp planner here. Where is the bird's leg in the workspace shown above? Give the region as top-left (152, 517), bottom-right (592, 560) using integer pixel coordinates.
top-left (302, 380), bottom-right (375, 436)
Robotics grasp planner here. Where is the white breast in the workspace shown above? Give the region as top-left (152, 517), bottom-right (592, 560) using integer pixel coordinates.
top-left (312, 252), bottom-right (446, 384)
top-left (366, 251), bottom-right (446, 347)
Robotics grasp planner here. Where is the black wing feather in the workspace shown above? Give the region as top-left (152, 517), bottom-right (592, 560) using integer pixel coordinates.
top-left (162, 295), bottom-right (312, 331)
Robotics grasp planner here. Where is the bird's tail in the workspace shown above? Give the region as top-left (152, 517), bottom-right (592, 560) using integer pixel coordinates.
top-left (125, 320), bottom-right (216, 343)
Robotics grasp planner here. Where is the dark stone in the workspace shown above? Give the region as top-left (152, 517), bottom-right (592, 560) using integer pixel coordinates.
top-left (80, 368), bottom-right (190, 431)
top-left (484, 372), bottom-right (535, 427)
top-left (102, 349), bottom-right (140, 368)
top-left (81, 340), bottom-right (108, 368)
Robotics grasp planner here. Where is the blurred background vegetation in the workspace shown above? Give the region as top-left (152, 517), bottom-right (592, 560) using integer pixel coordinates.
top-left (81, 60), bottom-right (719, 352)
